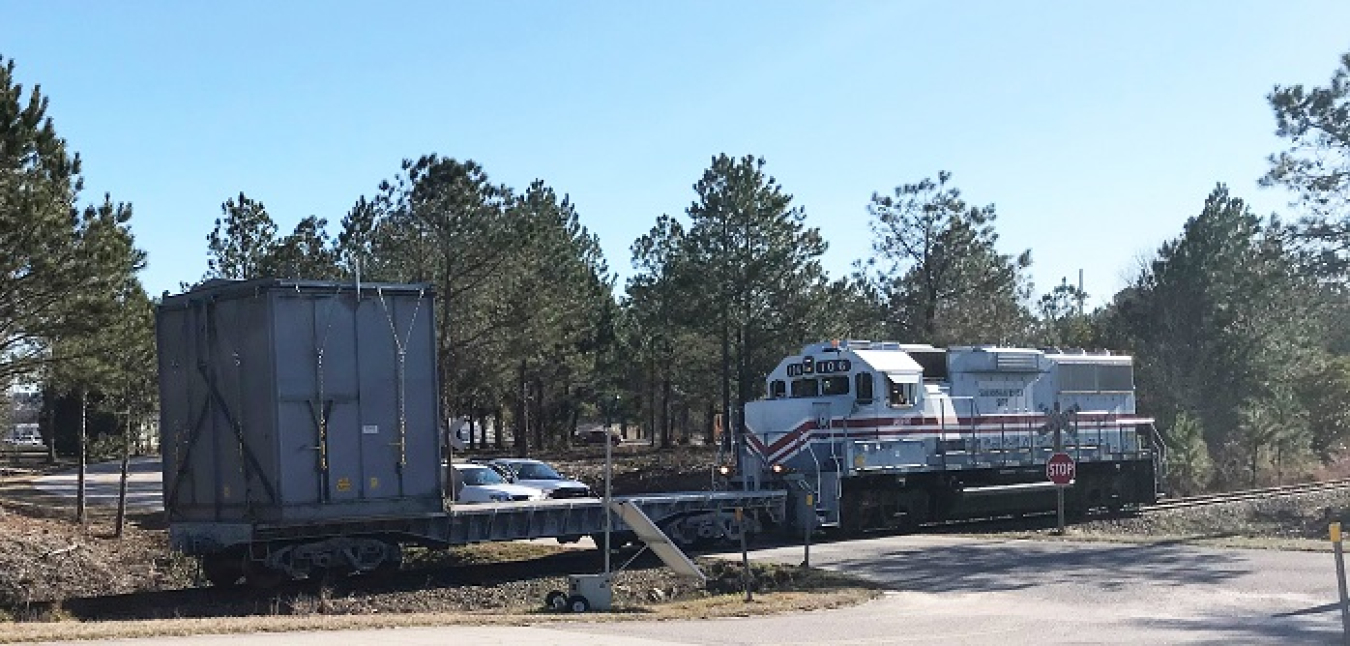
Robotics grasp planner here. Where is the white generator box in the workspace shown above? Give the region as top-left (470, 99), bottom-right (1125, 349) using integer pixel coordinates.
top-left (568, 573), bottom-right (613, 611)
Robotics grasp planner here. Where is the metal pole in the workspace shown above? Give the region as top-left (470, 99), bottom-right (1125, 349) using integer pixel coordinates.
top-left (1052, 404), bottom-right (1067, 536)
top-left (1333, 522), bottom-right (1349, 645)
top-left (604, 416), bottom-right (613, 575)
top-left (1056, 486), bottom-right (1066, 536)
top-left (803, 493), bottom-right (813, 568)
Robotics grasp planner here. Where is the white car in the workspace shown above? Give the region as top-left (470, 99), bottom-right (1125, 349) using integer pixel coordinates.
top-left (2, 433), bottom-right (42, 447)
top-left (487, 458), bottom-right (593, 499)
top-left (446, 463), bottom-right (545, 503)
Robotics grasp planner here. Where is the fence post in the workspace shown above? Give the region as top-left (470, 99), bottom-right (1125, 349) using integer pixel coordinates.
top-left (1332, 522), bottom-right (1349, 645)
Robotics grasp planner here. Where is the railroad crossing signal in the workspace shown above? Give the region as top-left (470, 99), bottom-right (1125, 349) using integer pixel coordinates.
top-left (1046, 452), bottom-right (1076, 486)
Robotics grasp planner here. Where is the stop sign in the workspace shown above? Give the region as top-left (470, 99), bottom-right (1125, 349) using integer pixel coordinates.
top-left (1046, 452), bottom-right (1076, 486)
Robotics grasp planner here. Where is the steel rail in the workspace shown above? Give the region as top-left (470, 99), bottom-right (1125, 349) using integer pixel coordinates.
top-left (1143, 478), bottom-right (1350, 513)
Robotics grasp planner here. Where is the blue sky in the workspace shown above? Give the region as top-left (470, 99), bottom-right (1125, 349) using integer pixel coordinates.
top-left (3, 2), bottom-right (1348, 306)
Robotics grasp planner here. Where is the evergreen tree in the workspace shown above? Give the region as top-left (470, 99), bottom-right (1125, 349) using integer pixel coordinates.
top-left (267, 215), bottom-right (341, 279)
top-left (0, 56), bottom-right (143, 384)
top-left (1164, 412), bottom-right (1212, 496)
top-left (1263, 50), bottom-right (1350, 277)
top-left (1034, 278), bottom-right (1096, 348)
top-left (863, 171), bottom-right (1032, 345)
top-left (205, 192), bottom-right (277, 280)
top-left (1113, 185), bottom-right (1320, 487)
top-left (681, 154), bottom-right (830, 436)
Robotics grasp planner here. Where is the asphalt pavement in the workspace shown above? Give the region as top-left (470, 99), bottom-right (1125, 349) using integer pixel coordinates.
top-left (30, 456), bottom-right (163, 511)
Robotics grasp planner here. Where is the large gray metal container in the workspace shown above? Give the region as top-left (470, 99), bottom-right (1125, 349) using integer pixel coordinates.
top-left (156, 279), bottom-right (443, 524)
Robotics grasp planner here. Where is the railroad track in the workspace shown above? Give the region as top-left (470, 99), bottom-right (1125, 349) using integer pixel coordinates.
top-left (1143, 478), bottom-right (1350, 513)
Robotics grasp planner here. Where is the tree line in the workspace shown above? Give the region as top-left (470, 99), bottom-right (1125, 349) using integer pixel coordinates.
top-left (4, 49), bottom-right (1350, 498)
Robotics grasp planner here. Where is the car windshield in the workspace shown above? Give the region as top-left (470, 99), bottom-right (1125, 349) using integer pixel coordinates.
top-left (513, 462), bottom-right (563, 480)
top-left (457, 467), bottom-right (506, 486)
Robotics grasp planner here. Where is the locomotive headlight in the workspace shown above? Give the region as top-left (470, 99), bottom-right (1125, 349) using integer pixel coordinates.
top-left (770, 463), bottom-right (785, 474)
top-left (717, 464), bottom-right (733, 476)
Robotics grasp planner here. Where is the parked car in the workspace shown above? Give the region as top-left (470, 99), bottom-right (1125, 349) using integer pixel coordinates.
top-left (576, 428), bottom-right (621, 446)
top-left (445, 463), bottom-right (546, 503)
top-left (2, 432), bottom-right (42, 447)
top-left (487, 458), bottom-right (594, 499)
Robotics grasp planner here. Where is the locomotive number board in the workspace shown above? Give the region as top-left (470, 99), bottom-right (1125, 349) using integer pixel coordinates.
top-left (786, 358), bottom-right (852, 377)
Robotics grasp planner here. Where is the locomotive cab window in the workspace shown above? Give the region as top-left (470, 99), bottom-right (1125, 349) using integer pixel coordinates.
top-left (821, 375), bottom-right (850, 396)
top-left (854, 372), bottom-right (874, 403)
top-left (886, 375), bottom-right (917, 408)
top-left (769, 380), bottom-right (786, 399)
top-left (791, 378), bottom-right (820, 398)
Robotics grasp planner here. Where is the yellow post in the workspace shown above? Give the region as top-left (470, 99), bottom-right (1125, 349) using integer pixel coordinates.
top-left (736, 506), bottom-right (751, 602)
top-left (1332, 522), bottom-right (1349, 644)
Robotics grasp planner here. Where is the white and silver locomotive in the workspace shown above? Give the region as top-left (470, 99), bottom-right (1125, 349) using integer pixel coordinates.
top-left (736, 340), bottom-right (1163, 532)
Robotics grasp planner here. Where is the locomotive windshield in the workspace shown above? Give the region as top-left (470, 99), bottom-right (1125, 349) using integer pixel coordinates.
top-left (887, 376), bottom-right (916, 407)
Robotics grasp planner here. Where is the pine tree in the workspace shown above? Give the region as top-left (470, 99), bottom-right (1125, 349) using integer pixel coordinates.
top-left (863, 171), bottom-right (1032, 345)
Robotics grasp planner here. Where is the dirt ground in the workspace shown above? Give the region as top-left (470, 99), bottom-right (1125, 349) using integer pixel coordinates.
top-left (0, 446), bottom-right (780, 622)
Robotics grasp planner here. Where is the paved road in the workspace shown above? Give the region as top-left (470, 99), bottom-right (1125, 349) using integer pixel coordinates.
top-left (32, 534), bottom-right (1347, 645)
top-left (571, 534), bottom-right (1345, 645)
top-left (31, 456), bottom-right (163, 511)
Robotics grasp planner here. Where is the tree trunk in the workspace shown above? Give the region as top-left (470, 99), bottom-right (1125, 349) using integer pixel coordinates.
top-left (76, 389), bottom-right (88, 526)
top-left (705, 401), bottom-right (716, 446)
top-left (45, 410), bottom-right (56, 464)
top-left (679, 404), bottom-right (691, 445)
top-left (720, 314), bottom-right (731, 455)
top-left (115, 410), bottom-right (131, 538)
top-left (493, 408), bottom-right (504, 450)
top-left (660, 377), bottom-right (671, 449)
top-left (531, 378), bottom-right (544, 451)
top-left (646, 357), bottom-right (657, 445)
top-left (568, 397), bottom-right (580, 449)
top-left (1275, 442), bottom-right (1283, 486)
top-left (514, 360), bottom-right (529, 457)
top-left (1250, 440), bottom-right (1259, 488)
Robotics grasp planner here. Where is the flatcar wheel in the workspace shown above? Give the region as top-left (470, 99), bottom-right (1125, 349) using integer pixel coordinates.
top-left (244, 561), bottom-right (287, 589)
top-left (201, 554), bottom-right (243, 587)
top-left (567, 594), bottom-right (591, 613)
top-left (545, 590), bottom-right (568, 611)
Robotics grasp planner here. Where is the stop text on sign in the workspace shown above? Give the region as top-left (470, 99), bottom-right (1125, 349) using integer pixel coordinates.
top-left (1046, 452), bottom-right (1076, 485)
top-left (1047, 462), bottom-right (1075, 477)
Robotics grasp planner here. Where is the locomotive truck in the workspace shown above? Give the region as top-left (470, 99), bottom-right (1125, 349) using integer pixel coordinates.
top-left (726, 340), bottom-right (1164, 533)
